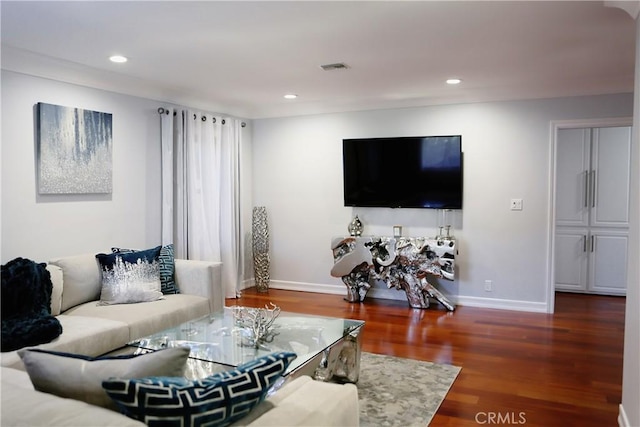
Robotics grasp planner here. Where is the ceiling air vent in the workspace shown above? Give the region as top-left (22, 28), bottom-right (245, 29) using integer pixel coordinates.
top-left (320, 62), bottom-right (350, 71)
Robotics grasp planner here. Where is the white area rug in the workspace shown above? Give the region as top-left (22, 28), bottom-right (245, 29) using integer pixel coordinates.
top-left (358, 352), bottom-right (461, 426)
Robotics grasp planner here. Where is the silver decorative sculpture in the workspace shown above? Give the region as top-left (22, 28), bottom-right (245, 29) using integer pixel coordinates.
top-left (331, 237), bottom-right (372, 302)
top-left (252, 206), bottom-right (270, 292)
top-left (314, 324), bottom-right (362, 383)
top-left (232, 303), bottom-right (281, 348)
top-left (330, 236), bottom-right (457, 311)
top-left (348, 215), bottom-right (363, 236)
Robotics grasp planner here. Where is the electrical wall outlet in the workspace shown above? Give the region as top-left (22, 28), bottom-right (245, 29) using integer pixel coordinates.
top-left (510, 198), bottom-right (523, 211)
top-left (484, 280), bottom-right (493, 292)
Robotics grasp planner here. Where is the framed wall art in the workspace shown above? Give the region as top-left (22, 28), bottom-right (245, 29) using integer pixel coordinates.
top-left (37, 102), bottom-right (113, 194)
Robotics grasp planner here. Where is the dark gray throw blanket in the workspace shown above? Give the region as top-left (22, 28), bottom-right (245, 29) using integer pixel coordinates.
top-left (1, 257), bottom-right (62, 352)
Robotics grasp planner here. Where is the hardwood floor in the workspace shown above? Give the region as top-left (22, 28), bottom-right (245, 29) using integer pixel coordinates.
top-left (227, 289), bottom-right (625, 427)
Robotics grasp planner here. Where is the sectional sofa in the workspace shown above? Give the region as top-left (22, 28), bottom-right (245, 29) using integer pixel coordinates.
top-left (0, 253), bottom-right (359, 426)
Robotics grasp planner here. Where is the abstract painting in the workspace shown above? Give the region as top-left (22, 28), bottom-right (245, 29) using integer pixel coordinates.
top-left (37, 102), bottom-right (112, 194)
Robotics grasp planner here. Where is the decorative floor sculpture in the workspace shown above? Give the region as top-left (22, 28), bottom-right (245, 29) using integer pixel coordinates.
top-left (252, 206), bottom-right (270, 292)
top-left (331, 236), bottom-right (456, 311)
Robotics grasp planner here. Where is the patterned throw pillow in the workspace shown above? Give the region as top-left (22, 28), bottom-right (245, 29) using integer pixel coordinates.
top-left (95, 246), bottom-right (163, 305)
top-left (18, 347), bottom-right (190, 410)
top-left (102, 351), bottom-right (297, 427)
top-left (112, 244), bottom-right (179, 295)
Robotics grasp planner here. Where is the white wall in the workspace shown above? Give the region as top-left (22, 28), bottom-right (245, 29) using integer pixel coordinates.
top-left (252, 94), bottom-right (633, 310)
top-left (1, 71), bottom-right (253, 267)
top-left (4, 70), bottom-right (628, 311)
top-left (2, 61), bottom-right (637, 425)
top-left (620, 14), bottom-right (640, 427)
top-left (1, 71), bottom-right (163, 262)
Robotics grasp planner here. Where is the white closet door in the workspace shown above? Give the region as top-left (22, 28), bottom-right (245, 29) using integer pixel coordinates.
top-left (591, 127), bottom-right (631, 227)
top-left (554, 124), bottom-right (630, 296)
top-left (554, 229), bottom-right (589, 292)
top-left (589, 230), bottom-right (628, 295)
top-left (555, 128), bottom-right (590, 227)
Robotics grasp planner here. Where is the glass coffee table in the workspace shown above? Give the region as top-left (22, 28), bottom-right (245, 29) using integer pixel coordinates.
top-left (127, 307), bottom-right (365, 384)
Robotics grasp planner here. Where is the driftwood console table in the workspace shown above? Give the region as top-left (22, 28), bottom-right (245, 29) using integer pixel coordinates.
top-left (330, 236), bottom-right (456, 311)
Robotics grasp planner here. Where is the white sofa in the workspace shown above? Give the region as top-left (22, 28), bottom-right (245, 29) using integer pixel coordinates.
top-left (0, 253), bottom-right (359, 426)
top-left (1, 253), bottom-right (223, 370)
top-left (2, 368), bottom-right (359, 427)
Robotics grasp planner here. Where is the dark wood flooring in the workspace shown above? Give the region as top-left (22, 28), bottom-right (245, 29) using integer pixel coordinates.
top-left (227, 289), bottom-right (625, 427)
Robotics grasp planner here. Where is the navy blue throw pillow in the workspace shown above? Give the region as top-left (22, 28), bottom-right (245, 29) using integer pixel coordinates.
top-left (112, 245), bottom-right (179, 295)
top-left (96, 246), bottom-right (163, 305)
top-left (103, 351), bottom-right (297, 427)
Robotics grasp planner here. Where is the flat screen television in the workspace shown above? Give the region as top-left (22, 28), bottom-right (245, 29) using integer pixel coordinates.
top-left (342, 135), bottom-right (463, 209)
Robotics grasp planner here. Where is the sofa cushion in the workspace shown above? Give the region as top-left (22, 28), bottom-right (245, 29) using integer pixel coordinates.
top-left (103, 352), bottom-right (297, 427)
top-left (64, 294), bottom-right (210, 340)
top-left (113, 244), bottom-right (179, 295)
top-left (95, 246), bottom-right (163, 305)
top-left (1, 367), bottom-right (145, 427)
top-left (1, 314), bottom-right (130, 370)
top-left (174, 259), bottom-right (223, 313)
top-left (46, 264), bottom-right (63, 316)
top-left (231, 376), bottom-right (360, 427)
top-left (1, 258), bottom-right (63, 352)
top-left (49, 254), bottom-right (102, 312)
top-left (18, 347), bottom-right (190, 410)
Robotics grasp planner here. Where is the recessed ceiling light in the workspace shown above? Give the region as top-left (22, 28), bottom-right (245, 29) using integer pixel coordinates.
top-left (109, 55), bottom-right (128, 63)
top-left (446, 78), bottom-right (462, 85)
top-left (284, 94), bottom-right (298, 99)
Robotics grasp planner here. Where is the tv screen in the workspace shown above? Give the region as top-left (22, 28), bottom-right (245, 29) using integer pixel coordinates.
top-left (342, 135), bottom-right (463, 209)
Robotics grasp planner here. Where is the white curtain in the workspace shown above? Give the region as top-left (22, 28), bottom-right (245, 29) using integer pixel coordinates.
top-left (160, 108), bottom-right (244, 298)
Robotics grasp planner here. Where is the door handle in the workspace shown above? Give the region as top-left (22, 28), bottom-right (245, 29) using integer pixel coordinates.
top-left (590, 235), bottom-right (595, 253)
top-left (584, 171), bottom-right (589, 208)
top-left (590, 170), bottom-right (596, 208)
top-left (583, 235), bottom-right (587, 252)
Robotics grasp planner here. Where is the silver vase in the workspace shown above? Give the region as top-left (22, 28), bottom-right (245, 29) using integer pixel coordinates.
top-left (348, 215), bottom-right (363, 236)
top-left (252, 206), bottom-right (270, 292)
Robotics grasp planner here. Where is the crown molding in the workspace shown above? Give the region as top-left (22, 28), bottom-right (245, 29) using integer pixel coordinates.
top-left (605, 1), bottom-right (640, 19)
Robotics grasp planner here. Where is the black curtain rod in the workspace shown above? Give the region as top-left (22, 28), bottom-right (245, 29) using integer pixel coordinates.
top-left (157, 107), bottom-right (246, 127)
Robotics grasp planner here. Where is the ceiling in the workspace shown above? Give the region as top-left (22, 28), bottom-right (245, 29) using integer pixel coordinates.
top-left (1, 1), bottom-right (636, 119)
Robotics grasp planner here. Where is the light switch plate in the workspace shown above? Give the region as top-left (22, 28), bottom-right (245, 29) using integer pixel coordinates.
top-left (510, 198), bottom-right (523, 210)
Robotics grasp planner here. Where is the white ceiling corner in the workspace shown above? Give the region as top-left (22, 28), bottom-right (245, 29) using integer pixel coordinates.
top-left (1, 1), bottom-right (635, 119)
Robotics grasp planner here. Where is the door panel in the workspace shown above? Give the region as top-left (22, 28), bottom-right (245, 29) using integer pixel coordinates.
top-left (555, 128), bottom-right (590, 227)
top-left (589, 231), bottom-right (628, 295)
top-left (553, 124), bottom-right (630, 297)
top-left (554, 229), bottom-right (588, 292)
top-left (591, 127), bottom-right (631, 227)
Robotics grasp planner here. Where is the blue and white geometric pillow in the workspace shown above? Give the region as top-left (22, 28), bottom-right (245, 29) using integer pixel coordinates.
top-left (158, 244), bottom-right (179, 294)
top-left (102, 351), bottom-right (297, 427)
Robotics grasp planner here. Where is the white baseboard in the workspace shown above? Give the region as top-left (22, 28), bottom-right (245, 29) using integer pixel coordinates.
top-left (618, 404), bottom-right (630, 427)
top-left (455, 295), bottom-right (549, 313)
top-left (258, 280), bottom-right (549, 313)
top-left (267, 280), bottom-right (346, 296)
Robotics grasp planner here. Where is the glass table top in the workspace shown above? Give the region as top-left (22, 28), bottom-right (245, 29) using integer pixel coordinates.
top-left (128, 307), bottom-right (365, 378)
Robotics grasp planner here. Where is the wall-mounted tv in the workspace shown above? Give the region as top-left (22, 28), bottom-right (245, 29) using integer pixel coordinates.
top-left (343, 135), bottom-right (463, 209)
